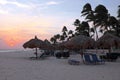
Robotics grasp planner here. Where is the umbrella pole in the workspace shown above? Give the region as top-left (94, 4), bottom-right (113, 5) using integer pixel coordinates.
top-left (35, 48), bottom-right (38, 59)
top-left (80, 47), bottom-right (84, 63)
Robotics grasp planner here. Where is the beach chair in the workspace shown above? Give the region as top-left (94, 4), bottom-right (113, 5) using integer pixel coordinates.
top-left (38, 53), bottom-right (49, 59)
top-left (29, 52), bottom-right (47, 60)
top-left (83, 54), bottom-right (96, 64)
top-left (106, 53), bottom-right (118, 62)
top-left (91, 54), bottom-right (105, 64)
top-left (39, 53), bottom-right (45, 58)
top-left (68, 59), bottom-right (80, 65)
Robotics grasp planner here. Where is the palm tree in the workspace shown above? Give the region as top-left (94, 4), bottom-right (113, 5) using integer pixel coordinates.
top-left (74, 19), bottom-right (80, 26)
top-left (74, 19), bottom-right (91, 37)
top-left (59, 35), bottom-right (65, 42)
top-left (50, 37), bottom-right (56, 44)
top-left (54, 34), bottom-right (60, 42)
top-left (80, 21), bottom-right (91, 37)
top-left (62, 26), bottom-right (68, 32)
top-left (103, 16), bottom-right (119, 35)
top-left (117, 5), bottom-right (120, 20)
top-left (109, 16), bottom-right (120, 37)
top-left (68, 30), bottom-right (74, 40)
top-left (61, 26), bottom-right (68, 41)
top-left (94, 5), bottom-right (120, 37)
top-left (81, 3), bottom-right (98, 39)
top-left (117, 5), bottom-right (120, 37)
top-left (94, 4), bottom-right (109, 31)
top-left (74, 19), bottom-right (81, 35)
top-left (81, 3), bottom-right (113, 40)
top-left (81, 3), bottom-right (93, 17)
top-left (81, 3), bottom-right (95, 22)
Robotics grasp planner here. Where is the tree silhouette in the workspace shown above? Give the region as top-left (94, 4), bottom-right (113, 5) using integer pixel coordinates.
top-left (50, 3), bottom-right (120, 44)
top-left (61, 26), bottom-right (68, 42)
top-left (68, 30), bottom-right (74, 40)
top-left (81, 3), bottom-right (97, 39)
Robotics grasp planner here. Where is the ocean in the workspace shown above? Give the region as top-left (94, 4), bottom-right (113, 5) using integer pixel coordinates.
top-left (0, 48), bottom-right (43, 54)
top-left (0, 49), bottom-right (31, 53)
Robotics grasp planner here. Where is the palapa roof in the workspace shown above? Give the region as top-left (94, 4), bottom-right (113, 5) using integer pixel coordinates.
top-left (43, 39), bottom-right (54, 50)
top-left (64, 35), bottom-right (95, 49)
top-left (23, 36), bottom-right (45, 49)
top-left (96, 33), bottom-right (120, 48)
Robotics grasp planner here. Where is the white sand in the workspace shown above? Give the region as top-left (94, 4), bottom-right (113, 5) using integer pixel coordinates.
top-left (0, 50), bottom-right (120, 80)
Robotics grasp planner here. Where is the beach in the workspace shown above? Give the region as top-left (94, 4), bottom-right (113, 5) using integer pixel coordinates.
top-left (0, 50), bottom-right (120, 80)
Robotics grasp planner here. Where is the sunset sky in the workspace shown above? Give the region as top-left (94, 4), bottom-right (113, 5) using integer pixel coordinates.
top-left (0, 0), bottom-right (120, 49)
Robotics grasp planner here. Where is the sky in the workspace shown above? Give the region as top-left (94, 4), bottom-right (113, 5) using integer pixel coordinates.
top-left (0, 0), bottom-right (120, 49)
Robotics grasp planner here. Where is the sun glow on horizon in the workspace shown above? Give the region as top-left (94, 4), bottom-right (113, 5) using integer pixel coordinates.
top-left (0, 13), bottom-right (57, 47)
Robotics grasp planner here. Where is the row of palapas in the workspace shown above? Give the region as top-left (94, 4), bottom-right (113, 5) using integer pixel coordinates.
top-left (23, 33), bottom-right (120, 54)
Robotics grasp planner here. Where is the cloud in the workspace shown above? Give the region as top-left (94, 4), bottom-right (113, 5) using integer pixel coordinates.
top-left (0, 0), bottom-right (60, 9)
top-left (30, 1), bottom-right (61, 11)
top-left (0, 0), bottom-right (62, 15)
top-left (46, 1), bottom-right (59, 5)
top-left (0, 0), bottom-right (30, 8)
top-left (9, 1), bottom-right (30, 8)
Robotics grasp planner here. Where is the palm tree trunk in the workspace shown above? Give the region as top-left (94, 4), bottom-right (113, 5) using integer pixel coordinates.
top-left (94, 26), bottom-right (98, 54)
top-left (94, 27), bottom-right (98, 40)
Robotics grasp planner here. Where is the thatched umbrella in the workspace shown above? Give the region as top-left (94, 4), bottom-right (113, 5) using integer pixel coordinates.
top-left (64, 35), bottom-right (95, 62)
top-left (96, 33), bottom-right (120, 52)
top-left (55, 41), bottom-right (67, 50)
top-left (23, 36), bottom-right (45, 58)
top-left (64, 35), bottom-right (95, 50)
top-left (43, 39), bottom-right (53, 50)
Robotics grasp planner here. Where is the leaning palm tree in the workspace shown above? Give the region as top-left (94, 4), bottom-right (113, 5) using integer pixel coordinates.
top-left (81, 3), bottom-right (98, 40)
top-left (94, 4), bottom-right (120, 39)
top-left (94, 5), bottom-right (120, 38)
top-left (94, 4), bottom-right (109, 32)
top-left (81, 3), bottom-right (93, 17)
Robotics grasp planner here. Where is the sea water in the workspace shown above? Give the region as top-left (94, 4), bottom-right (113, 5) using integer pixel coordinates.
top-left (0, 49), bottom-right (30, 53)
top-left (0, 49), bottom-right (43, 55)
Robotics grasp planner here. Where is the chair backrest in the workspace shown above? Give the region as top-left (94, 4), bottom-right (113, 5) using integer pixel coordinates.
top-left (91, 54), bottom-right (106, 63)
top-left (91, 54), bottom-right (98, 61)
top-left (83, 54), bottom-right (92, 62)
top-left (40, 53), bottom-right (45, 58)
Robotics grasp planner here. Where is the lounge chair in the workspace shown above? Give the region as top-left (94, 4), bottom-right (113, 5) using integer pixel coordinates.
top-left (39, 52), bottom-right (50, 59)
top-left (106, 53), bottom-right (118, 61)
top-left (91, 54), bottom-right (105, 64)
top-left (68, 59), bottom-right (80, 65)
top-left (83, 54), bottom-right (96, 64)
top-left (39, 53), bottom-right (45, 58)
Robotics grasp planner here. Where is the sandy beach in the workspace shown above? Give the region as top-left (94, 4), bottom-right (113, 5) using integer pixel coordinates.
top-left (0, 50), bottom-right (120, 80)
